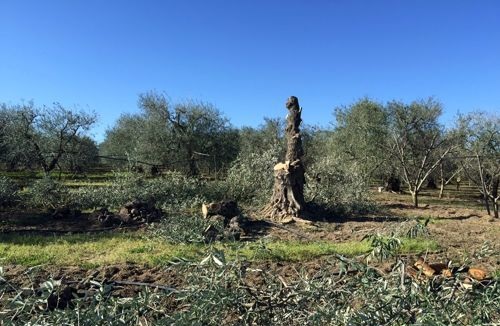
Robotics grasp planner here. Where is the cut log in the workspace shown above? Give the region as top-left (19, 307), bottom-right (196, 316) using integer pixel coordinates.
top-left (414, 257), bottom-right (436, 277)
top-left (118, 207), bottom-right (131, 222)
top-left (468, 267), bottom-right (488, 281)
top-left (429, 263), bottom-right (449, 274)
top-left (441, 268), bottom-right (453, 278)
top-left (202, 200), bottom-right (240, 221)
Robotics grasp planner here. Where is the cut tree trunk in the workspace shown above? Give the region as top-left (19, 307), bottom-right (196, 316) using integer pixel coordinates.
top-left (263, 96), bottom-right (306, 222)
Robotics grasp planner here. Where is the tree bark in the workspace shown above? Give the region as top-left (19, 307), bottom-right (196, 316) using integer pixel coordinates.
top-left (492, 177), bottom-right (499, 219)
top-left (263, 96), bottom-right (306, 222)
top-left (476, 154), bottom-right (491, 215)
top-left (411, 190), bottom-right (419, 208)
top-left (187, 147), bottom-right (199, 176)
top-left (439, 163), bottom-right (445, 199)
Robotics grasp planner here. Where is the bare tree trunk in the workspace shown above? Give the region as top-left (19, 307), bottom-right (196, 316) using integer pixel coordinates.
top-left (439, 163), bottom-right (445, 199)
top-left (411, 189), bottom-right (419, 208)
top-left (476, 154), bottom-right (491, 215)
top-left (492, 177), bottom-right (499, 219)
top-left (187, 147), bottom-right (199, 177)
top-left (263, 96), bottom-right (306, 222)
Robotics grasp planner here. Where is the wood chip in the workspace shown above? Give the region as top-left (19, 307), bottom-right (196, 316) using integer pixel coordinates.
top-left (414, 257), bottom-right (436, 277)
top-left (468, 268), bottom-right (487, 281)
top-left (441, 269), bottom-right (453, 278)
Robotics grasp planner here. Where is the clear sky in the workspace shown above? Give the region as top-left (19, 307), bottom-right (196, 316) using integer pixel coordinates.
top-left (1, 1), bottom-right (499, 142)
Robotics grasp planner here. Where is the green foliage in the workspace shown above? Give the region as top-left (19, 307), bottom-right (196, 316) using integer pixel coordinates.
top-left (459, 112), bottom-right (499, 217)
top-left (331, 98), bottom-right (390, 180)
top-left (0, 101), bottom-right (97, 173)
top-left (151, 213), bottom-right (224, 244)
top-left (25, 177), bottom-right (70, 209)
top-left (386, 98), bottom-right (459, 206)
top-left (0, 176), bottom-right (19, 206)
top-left (306, 155), bottom-right (373, 214)
top-left (223, 142), bottom-right (281, 205)
top-left (60, 135), bottom-right (100, 173)
top-left (73, 172), bottom-right (210, 210)
top-left (364, 233), bottom-right (402, 262)
top-left (237, 117), bottom-right (285, 159)
top-left (406, 219), bottom-right (431, 238)
top-left (100, 91), bottom-right (239, 175)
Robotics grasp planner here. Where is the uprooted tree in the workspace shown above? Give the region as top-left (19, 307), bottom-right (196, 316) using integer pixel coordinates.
top-left (263, 96), bottom-right (306, 222)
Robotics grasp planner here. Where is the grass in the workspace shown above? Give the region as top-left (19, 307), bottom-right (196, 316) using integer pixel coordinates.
top-left (0, 232), bottom-right (439, 267)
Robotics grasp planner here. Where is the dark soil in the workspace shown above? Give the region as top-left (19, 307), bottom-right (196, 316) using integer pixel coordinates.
top-left (0, 210), bottom-right (147, 234)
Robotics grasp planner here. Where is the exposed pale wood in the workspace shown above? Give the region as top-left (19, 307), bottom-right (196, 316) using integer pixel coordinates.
top-left (201, 200), bottom-right (240, 221)
top-left (468, 267), bottom-right (488, 281)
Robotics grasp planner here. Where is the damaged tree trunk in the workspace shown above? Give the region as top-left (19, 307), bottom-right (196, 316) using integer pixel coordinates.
top-left (263, 96), bottom-right (306, 222)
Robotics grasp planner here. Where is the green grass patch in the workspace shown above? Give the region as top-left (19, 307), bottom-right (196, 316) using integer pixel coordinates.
top-left (400, 237), bottom-right (439, 252)
top-left (0, 233), bottom-right (199, 267)
top-left (0, 232), bottom-right (439, 267)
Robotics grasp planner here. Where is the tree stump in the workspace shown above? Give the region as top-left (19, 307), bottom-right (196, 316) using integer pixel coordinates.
top-left (263, 96), bottom-right (306, 222)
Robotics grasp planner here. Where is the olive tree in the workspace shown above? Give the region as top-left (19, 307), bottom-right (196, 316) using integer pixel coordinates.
top-left (386, 98), bottom-right (458, 207)
top-left (459, 112), bottom-right (499, 218)
top-left (237, 117), bottom-right (285, 160)
top-left (60, 136), bottom-right (100, 174)
top-left (101, 91), bottom-right (239, 176)
top-left (1, 102), bottom-right (97, 174)
top-left (331, 98), bottom-right (390, 182)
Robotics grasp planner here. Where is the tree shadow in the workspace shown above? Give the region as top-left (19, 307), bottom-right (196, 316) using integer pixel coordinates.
top-left (432, 214), bottom-right (481, 221)
top-left (241, 219), bottom-right (274, 241)
top-left (299, 203), bottom-right (409, 224)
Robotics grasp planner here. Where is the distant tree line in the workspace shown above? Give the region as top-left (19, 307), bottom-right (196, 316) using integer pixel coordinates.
top-left (1, 92), bottom-right (498, 216)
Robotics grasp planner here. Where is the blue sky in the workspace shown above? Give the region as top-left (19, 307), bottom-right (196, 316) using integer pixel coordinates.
top-left (1, 1), bottom-right (499, 142)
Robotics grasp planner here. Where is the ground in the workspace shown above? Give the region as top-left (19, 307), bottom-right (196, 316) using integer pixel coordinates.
top-left (1, 188), bottom-right (499, 298)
